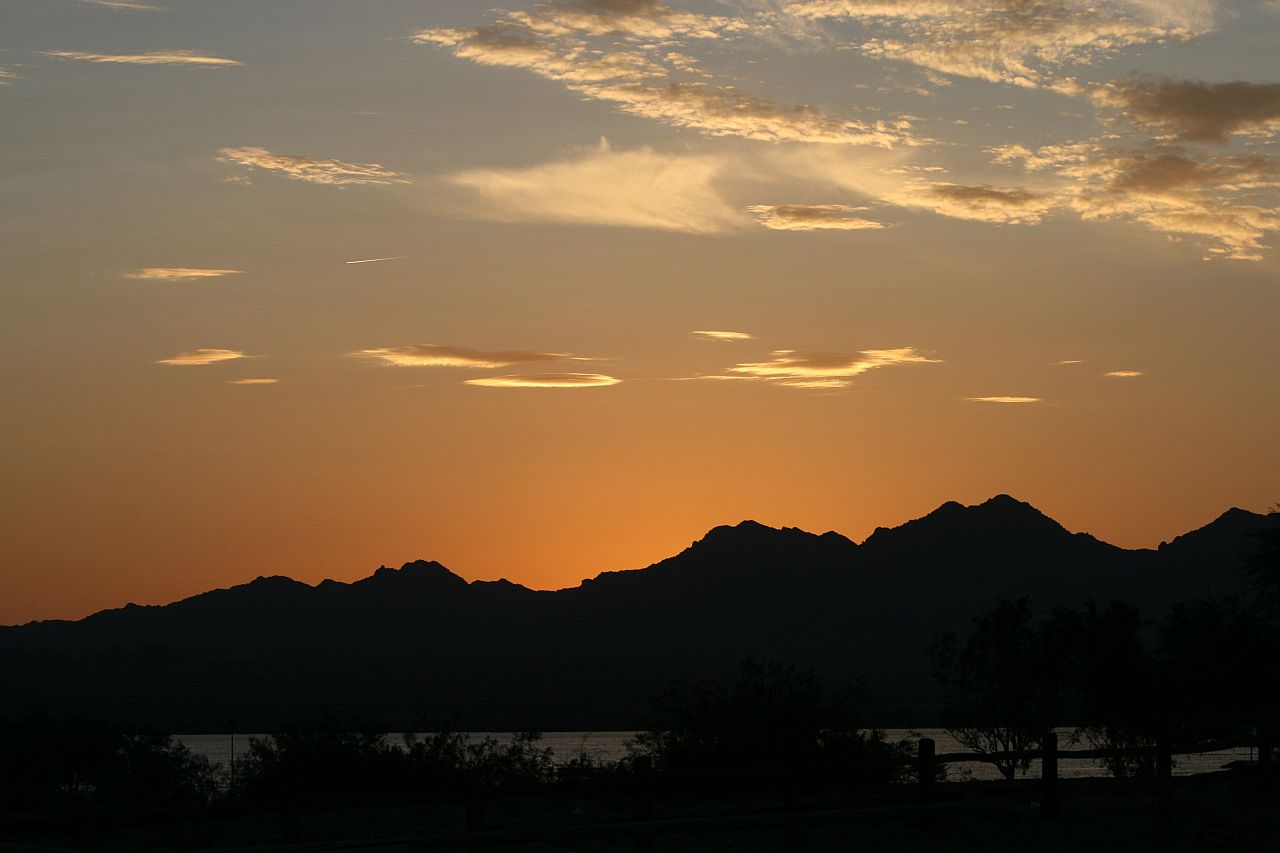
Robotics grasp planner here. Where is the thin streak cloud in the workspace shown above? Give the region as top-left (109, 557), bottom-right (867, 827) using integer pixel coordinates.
top-left (44, 50), bottom-right (240, 66)
top-left (968, 396), bottom-right (1042, 403)
top-left (728, 347), bottom-right (941, 389)
top-left (345, 256), bottom-right (407, 265)
top-left (691, 330), bottom-right (753, 341)
top-left (124, 268), bottom-right (242, 281)
top-left (228, 378), bottom-right (278, 385)
top-left (80, 0), bottom-right (161, 9)
top-left (218, 147), bottom-right (410, 186)
top-left (158, 348), bottom-right (245, 366)
top-left (464, 373), bottom-right (621, 388)
top-left (356, 344), bottom-right (577, 368)
top-left (748, 204), bottom-right (886, 231)
top-left (1105, 370), bottom-right (1145, 377)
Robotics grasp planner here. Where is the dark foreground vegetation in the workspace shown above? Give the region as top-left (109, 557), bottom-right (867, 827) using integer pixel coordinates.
top-left (1, 508), bottom-right (1276, 850)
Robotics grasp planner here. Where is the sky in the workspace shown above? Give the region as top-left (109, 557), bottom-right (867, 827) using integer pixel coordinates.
top-left (2, 0), bottom-right (1279, 624)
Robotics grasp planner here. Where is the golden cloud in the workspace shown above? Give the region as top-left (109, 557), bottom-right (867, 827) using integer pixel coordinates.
top-left (447, 140), bottom-right (744, 233)
top-left (158, 348), bottom-right (245, 366)
top-left (967, 396), bottom-right (1042, 403)
top-left (228, 378), bottom-right (279, 385)
top-left (124, 268), bottom-right (242, 281)
top-left (1092, 77), bottom-right (1280, 143)
top-left (465, 373), bottom-right (621, 388)
top-left (691, 330), bottom-right (753, 341)
top-left (1104, 370), bottom-right (1144, 377)
top-left (728, 347), bottom-right (941, 388)
top-left (218, 147), bottom-right (409, 186)
top-left (790, 0), bottom-right (1201, 89)
top-left (994, 143), bottom-right (1280, 259)
top-left (356, 344), bottom-right (576, 368)
top-left (888, 181), bottom-right (1055, 223)
top-left (44, 50), bottom-right (240, 66)
top-left (748, 204), bottom-right (886, 231)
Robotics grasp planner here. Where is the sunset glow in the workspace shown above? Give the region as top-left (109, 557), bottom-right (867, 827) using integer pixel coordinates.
top-left (2, 0), bottom-right (1278, 624)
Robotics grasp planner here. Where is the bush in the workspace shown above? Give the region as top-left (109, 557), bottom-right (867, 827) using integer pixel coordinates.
top-left (629, 659), bottom-right (905, 785)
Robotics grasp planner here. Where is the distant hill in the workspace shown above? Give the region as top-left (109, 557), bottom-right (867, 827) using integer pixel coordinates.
top-left (0, 495), bottom-right (1268, 731)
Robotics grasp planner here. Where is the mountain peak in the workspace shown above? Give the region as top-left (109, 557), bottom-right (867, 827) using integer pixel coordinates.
top-left (361, 560), bottom-right (467, 589)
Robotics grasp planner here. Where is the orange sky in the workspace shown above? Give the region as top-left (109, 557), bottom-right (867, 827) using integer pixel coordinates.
top-left (2, 0), bottom-right (1278, 624)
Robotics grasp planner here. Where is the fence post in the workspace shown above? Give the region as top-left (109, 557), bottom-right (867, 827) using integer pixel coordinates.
top-left (632, 755), bottom-right (654, 853)
top-left (1040, 730), bottom-right (1058, 820)
top-left (918, 738), bottom-right (936, 800)
top-left (1156, 733), bottom-right (1172, 853)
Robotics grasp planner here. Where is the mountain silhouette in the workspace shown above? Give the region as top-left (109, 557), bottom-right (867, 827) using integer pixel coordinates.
top-left (0, 496), bottom-right (1268, 730)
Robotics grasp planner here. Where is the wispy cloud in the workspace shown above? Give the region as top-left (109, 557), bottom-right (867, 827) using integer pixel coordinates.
top-left (1054, 359), bottom-right (1084, 365)
top-left (887, 181), bottom-right (1055, 223)
top-left (446, 140), bottom-right (744, 233)
top-left (124, 267), bottom-right (242, 281)
top-left (0, 65), bottom-right (20, 85)
top-left (726, 347), bottom-right (941, 389)
top-left (1092, 77), bottom-right (1280, 144)
top-left (967, 396), bottom-right (1042, 403)
top-left (572, 82), bottom-right (914, 144)
top-left (749, 203), bottom-right (886, 231)
top-left (692, 330), bottom-right (753, 341)
top-left (158, 348), bottom-right (245, 366)
top-left (218, 147), bottom-right (410, 186)
top-left (356, 344), bottom-right (577, 368)
top-left (345, 256), bottom-right (407, 265)
top-left (994, 142), bottom-right (1280, 259)
top-left (414, 5), bottom-right (917, 146)
top-left (1104, 370), bottom-right (1144, 377)
top-left (44, 49), bottom-right (240, 66)
top-left (80, 0), bottom-right (161, 9)
top-left (228, 378), bottom-right (278, 385)
top-left (788, 0), bottom-right (1205, 90)
top-left (464, 372), bottom-right (621, 388)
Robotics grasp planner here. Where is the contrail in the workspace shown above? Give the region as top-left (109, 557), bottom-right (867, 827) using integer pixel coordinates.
top-left (344, 256), bottom-right (407, 264)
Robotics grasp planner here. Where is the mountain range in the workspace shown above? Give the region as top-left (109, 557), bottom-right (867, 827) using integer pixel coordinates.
top-left (0, 495), bottom-right (1269, 730)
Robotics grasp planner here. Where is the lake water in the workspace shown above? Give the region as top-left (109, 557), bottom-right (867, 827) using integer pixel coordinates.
top-left (177, 729), bottom-right (1255, 782)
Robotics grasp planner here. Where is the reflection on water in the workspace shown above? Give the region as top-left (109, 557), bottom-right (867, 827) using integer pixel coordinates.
top-left (176, 729), bottom-right (1254, 782)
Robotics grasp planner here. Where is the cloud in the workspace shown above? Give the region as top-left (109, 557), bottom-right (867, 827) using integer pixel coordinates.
top-left (692, 330), bottom-right (753, 341)
top-left (1054, 359), bottom-right (1083, 364)
top-left (465, 372), bottom-right (621, 388)
top-left (887, 181), bottom-right (1056, 223)
top-left (574, 82), bottom-right (913, 144)
top-left (228, 378), bottom-right (278, 385)
top-left (218, 147), bottom-right (410, 186)
top-left (748, 203), bottom-right (886, 230)
top-left (995, 143), bottom-right (1280, 259)
top-left (507, 0), bottom-right (744, 40)
top-left (356, 344), bottom-right (576, 368)
top-left (0, 65), bottom-right (20, 85)
top-left (414, 25), bottom-right (666, 84)
top-left (415, 6), bottom-right (917, 146)
top-left (967, 396), bottom-right (1042, 403)
top-left (727, 347), bottom-right (941, 388)
top-left (788, 0), bottom-right (1203, 89)
top-left (124, 267), bottom-right (242, 281)
top-left (158, 348), bottom-right (245, 366)
top-left (1092, 78), bottom-right (1280, 143)
top-left (44, 50), bottom-right (240, 66)
top-left (80, 0), bottom-right (161, 9)
top-left (345, 256), bottom-right (407, 264)
top-left (446, 140), bottom-right (744, 233)
top-left (1104, 370), bottom-right (1144, 377)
